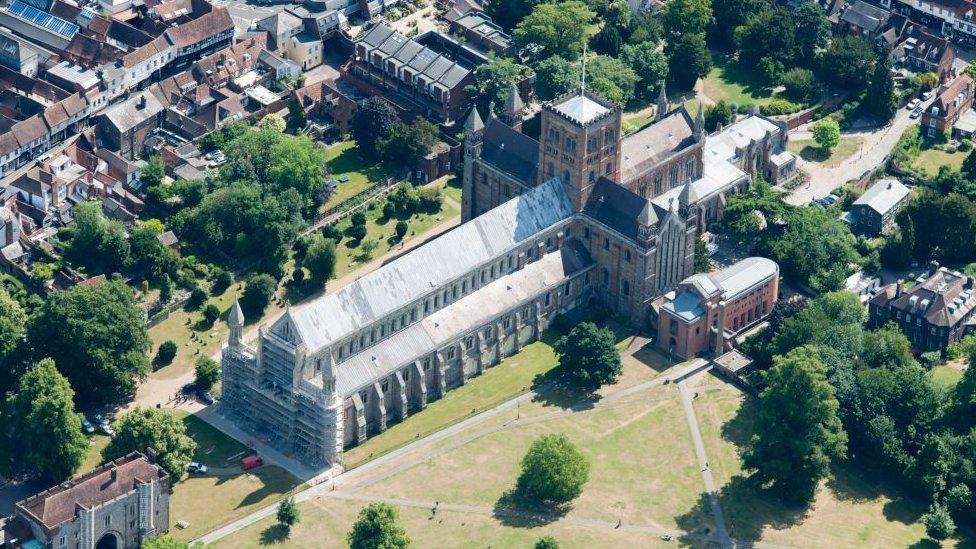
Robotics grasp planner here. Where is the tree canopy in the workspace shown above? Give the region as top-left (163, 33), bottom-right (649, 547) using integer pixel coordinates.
top-left (621, 42), bottom-right (668, 101)
top-left (817, 36), bottom-right (875, 90)
top-left (553, 322), bottom-right (621, 391)
top-left (517, 433), bottom-right (590, 505)
top-left (865, 48), bottom-right (897, 122)
top-left (513, 1), bottom-right (595, 61)
top-left (350, 97), bottom-right (400, 155)
top-left (102, 408), bottom-right (196, 482)
top-left (241, 274), bottom-right (277, 319)
top-left (28, 279), bottom-right (150, 409)
top-left (0, 287), bottom-right (26, 393)
top-left (813, 118), bottom-right (840, 150)
top-left (303, 233), bottom-right (338, 286)
top-left (347, 502), bottom-right (410, 549)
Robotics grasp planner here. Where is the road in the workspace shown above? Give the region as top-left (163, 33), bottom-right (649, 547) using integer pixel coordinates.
top-left (211, 0), bottom-right (275, 35)
top-left (785, 95), bottom-right (936, 206)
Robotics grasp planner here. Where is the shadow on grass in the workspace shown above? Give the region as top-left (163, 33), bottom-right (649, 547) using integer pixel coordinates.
top-left (259, 523), bottom-right (290, 545)
top-left (709, 55), bottom-right (775, 102)
top-left (328, 145), bottom-right (390, 182)
top-left (796, 145), bottom-right (832, 163)
top-left (492, 487), bottom-right (571, 528)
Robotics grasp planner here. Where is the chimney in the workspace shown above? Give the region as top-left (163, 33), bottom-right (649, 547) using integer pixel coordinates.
top-left (930, 260), bottom-right (940, 275)
top-left (109, 466), bottom-right (118, 483)
top-left (137, 95), bottom-right (147, 110)
top-left (896, 279), bottom-right (904, 298)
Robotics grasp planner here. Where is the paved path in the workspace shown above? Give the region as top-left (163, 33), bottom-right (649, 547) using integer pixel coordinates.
top-left (785, 94), bottom-right (937, 206)
top-left (678, 379), bottom-right (731, 548)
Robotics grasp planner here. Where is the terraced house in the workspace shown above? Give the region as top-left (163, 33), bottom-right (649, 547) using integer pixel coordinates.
top-left (221, 89), bottom-right (796, 467)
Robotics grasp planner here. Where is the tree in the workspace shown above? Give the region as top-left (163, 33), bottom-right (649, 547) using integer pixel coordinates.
top-left (513, 1), bottom-right (595, 61)
top-left (711, 0), bottom-right (766, 46)
top-left (704, 100), bottom-right (735, 132)
top-left (735, 7), bottom-right (796, 68)
top-left (347, 502), bottom-right (410, 549)
top-left (287, 97), bottom-right (307, 128)
top-left (395, 220), bottom-right (408, 240)
top-left (586, 55), bottom-right (638, 105)
top-left (277, 497), bottom-right (300, 529)
top-left (141, 155), bottom-right (166, 187)
top-left (661, 0), bottom-right (712, 39)
top-left (141, 534), bottom-right (188, 549)
top-left (743, 346), bottom-right (846, 504)
top-left (516, 433), bottom-right (590, 504)
top-left (818, 36), bottom-right (875, 90)
top-left (866, 48), bottom-right (897, 122)
top-left (621, 42), bottom-right (668, 101)
top-left (28, 279), bottom-right (150, 409)
top-left (794, 0), bottom-right (830, 64)
top-left (303, 233), bottom-right (337, 285)
top-left (360, 238), bottom-right (379, 260)
top-left (258, 113), bottom-right (286, 133)
top-left (241, 274), bottom-right (277, 318)
top-left (813, 118), bottom-right (840, 151)
top-left (203, 303), bottom-right (220, 326)
top-left (377, 119), bottom-right (439, 165)
top-left (102, 408), bottom-right (196, 482)
top-left (694, 234), bottom-right (711, 273)
top-left (553, 322), bottom-right (621, 391)
top-left (535, 537), bottom-right (560, 549)
top-left (130, 225), bottom-right (178, 283)
top-left (65, 202), bottom-right (132, 275)
top-left (350, 97), bottom-right (400, 155)
top-left (468, 58), bottom-right (529, 113)
top-left (667, 34), bottom-right (712, 89)
top-left (6, 358), bottom-right (88, 481)
top-left (860, 323), bottom-right (915, 371)
top-left (591, 23), bottom-right (623, 57)
top-left (534, 56), bottom-right (580, 101)
top-left (485, 0), bottom-right (540, 31)
top-left (156, 341), bottom-right (178, 366)
top-left (769, 206), bottom-right (860, 293)
top-left (924, 502), bottom-right (956, 541)
top-left (781, 68), bottom-right (818, 102)
top-left (195, 357), bottom-right (220, 392)
top-left (0, 287), bottom-right (26, 386)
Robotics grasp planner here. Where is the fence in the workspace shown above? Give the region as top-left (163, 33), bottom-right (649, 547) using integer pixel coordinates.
top-left (304, 176), bottom-right (402, 235)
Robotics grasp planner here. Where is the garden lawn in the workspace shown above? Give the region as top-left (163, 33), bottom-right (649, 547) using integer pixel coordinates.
top-left (211, 495), bottom-right (674, 549)
top-left (622, 113), bottom-right (654, 135)
top-left (930, 364), bottom-right (964, 392)
top-left (77, 434), bottom-right (111, 476)
top-left (322, 140), bottom-right (393, 211)
top-left (341, 340), bottom-right (558, 468)
top-left (789, 137), bottom-right (864, 168)
top-left (691, 384), bottom-right (933, 548)
top-left (701, 56), bottom-right (775, 107)
top-left (911, 147), bottom-right (967, 178)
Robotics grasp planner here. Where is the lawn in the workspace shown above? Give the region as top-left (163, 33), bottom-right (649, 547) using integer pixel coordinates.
top-left (341, 340), bottom-right (559, 468)
top-left (622, 113), bottom-right (654, 135)
top-left (912, 147), bottom-right (967, 177)
top-left (930, 364), bottom-right (964, 392)
top-left (691, 385), bottom-right (933, 547)
top-left (77, 434), bottom-right (111, 476)
top-left (322, 140), bottom-right (393, 211)
top-left (789, 137), bottom-right (865, 168)
top-left (211, 495), bottom-right (674, 549)
top-left (701, 55), bottom-right (776, 107)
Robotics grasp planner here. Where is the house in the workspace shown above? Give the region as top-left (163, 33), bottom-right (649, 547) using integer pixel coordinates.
top-left (163, 6), bottom-right (234, 69)
top-left (894, 27), bottom-right (956, 83)
top-left (884, 0), bottom-right (976, 48)
top-left (157, 230), bottom-right (179, 250)
top-left (654, 257), bottom-right (780, 359)
top-left (258, 49), bottom-right (300, 81)
top-left (0, 30), bottom-right (44, 77)
top-left (920, 74), bottom-right (975, 137)
top-left (838, 0), bottom-right (893, 37)
top-left (254, 11), bottom-right (303, 51)
top-left (442, 8), bottom-right (515, 57)
top-left (96, 91), bottom-right (165, 159)
top-left (192, 35), bottom-right (267, 89)
top-left (846, 178), bottom-right (910, 235)
top-left (292, 79), bottom-right (362, 135)
top-left (1, 452), bottom-right (169, 549)
top-left (869, 262), bottom-right (976, 353)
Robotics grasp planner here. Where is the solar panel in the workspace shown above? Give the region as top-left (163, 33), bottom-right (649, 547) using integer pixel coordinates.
top-left (8, 1), bottom-right (78, 38)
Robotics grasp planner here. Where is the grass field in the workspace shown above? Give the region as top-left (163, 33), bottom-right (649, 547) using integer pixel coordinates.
top-left (701, 56), bottom-right (776, 107)
top-left (322, 140), bottom-right (393, 211)
top-left (930, 364), bottom-right (964, 392)
top-left (912, 147), bottom-right (967, 177)
top-left (622, 113), bottom-right (655, 135)
top-left (789, 137), bottom-right (865, 168)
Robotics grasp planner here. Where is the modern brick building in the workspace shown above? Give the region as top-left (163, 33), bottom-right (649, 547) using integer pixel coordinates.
top-left (654, 257), bottom-right (780, 359)
top-left (2, 453), bottom-right (169, 549)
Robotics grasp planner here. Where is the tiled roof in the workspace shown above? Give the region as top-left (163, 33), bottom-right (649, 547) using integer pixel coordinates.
top-left (165, 6), bottom-right (232, 49)
top-left (620, 107), bottom-right (696, 184)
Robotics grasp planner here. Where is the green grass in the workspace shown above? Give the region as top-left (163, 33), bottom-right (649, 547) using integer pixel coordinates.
top-left (789, 137), bottom-right (865, 168)
top-left (912, 147), bottom-right (967, 177)
top-left (701, 55), bottom-right (776, 107)
top-left (341, 340), bottom-right (559, 468)
top-left (78, 434), bottom-right (111, 476)
top-left (930, 365), bottom-right (964, 392)
top-left (322, 140), bottom-right (393, 211)
top-left (622, 113), bottom-right (654, 135)
top-left (440, 174), bottom-right (462, 204)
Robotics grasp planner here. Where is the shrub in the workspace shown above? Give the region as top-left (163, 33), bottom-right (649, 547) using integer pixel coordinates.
top-left (322, 224), bottom-right (342, 243)
top-left (382, 201), bottom-right (396, 220)
top-left (241, 274), bottom-right (277, 318)
top-left (187, 287), bottom-right (208, 311)
top-left (202, 304), bottom-right (220, 325)
top-left (395, 220), bottom-right (408, 239)
top-left (347, 224), bottom-right (368, 242)
top-left (194, 357), bottom-right (220, 392)
top-left (418, 188), bottom-right (443, 213)
top-left (351, 211), bottom-right (367, 226)
top-left (782, 68), bottom-right (817, 101)
top-left (156, 341), bottom-right (177, 366)
top-left (760, 98), bottom-right (801, 116)
top-left (210, 267), bottom-right (232, 294)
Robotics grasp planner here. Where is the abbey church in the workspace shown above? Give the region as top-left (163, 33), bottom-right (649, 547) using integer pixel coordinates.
top-left (220, 88), bottom-right (796, 467)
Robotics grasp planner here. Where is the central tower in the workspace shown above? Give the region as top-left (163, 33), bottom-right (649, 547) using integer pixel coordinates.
top-left (539, 90), bottom-right (622, 211)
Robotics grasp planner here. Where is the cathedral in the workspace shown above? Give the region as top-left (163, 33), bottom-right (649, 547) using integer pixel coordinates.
top-left (219, 87), bottom-right (796, 468)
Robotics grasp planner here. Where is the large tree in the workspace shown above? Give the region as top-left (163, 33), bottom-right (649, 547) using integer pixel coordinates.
top-left (865, 47), bottom-right (898, 122)
top-left (28, 279), bottom-right (150, 409)
top-left (485, 0), bottom-right (540, 31)
top-left (516, 433), bottom-right (590, 505)
top-left (553, 322), bottom-right (621, 391)
top-left (468, 58), bottom-right (529, 115)
top-left (513, 1), bottom-right (595, 61)
top-left (6, 358), bottom-right (88, 481)
top-left (711, 0), bottom-right (766, 46)
top-left (349, 97), bottom-right (400, 155)
top-left (141, 535), bottom-right (188, 549)
top-left (585, 55), bottom-right (638, 105)
top-left (667, 33), bottom-right (712, 89)
top-left (377, 119), bottom-right (439, 165)
top-left (241, 274), bottom-right (277, 319)
top-left (813, 118), bottom-right (840, 151)
top-left (65, 201), bottom-right (132, 275)
top-left (303, 233), bottom-right (337, 286)
top-left (735, 7), bottom-right (796, 68)
top-left (743, 346), bottom-right (847, 504)
top-left (534, 56), bottom-right (579, 101)
top-left (0, 287), bottom-right (26, 393)
top-left (621, 42), bottom-right (669, 101)
top-left (818, 35), bottom-right (875, 90)
top-left (661, 0), bottom-right (712, 39)
top-left (793, 0), bottom-right (830, 64)
top-left (347, 502), bottom-right (410, 549)
top-left (102, 408), bottom-right (196, 482)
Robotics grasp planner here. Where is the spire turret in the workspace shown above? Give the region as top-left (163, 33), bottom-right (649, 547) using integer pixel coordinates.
top-left (228, 296), bottom-right (244, 348)
top-left (655, 85), bottom-right (668, 121)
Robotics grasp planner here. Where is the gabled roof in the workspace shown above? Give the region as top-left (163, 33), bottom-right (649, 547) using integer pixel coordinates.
top-left (620, 107), bottom-right (697, 184)
top-left (583, 178), bottom-right (648, 240)
top-left (164, 6), bottom-right (232, 49)
top-left (480, 118), bottom-right (538, 184)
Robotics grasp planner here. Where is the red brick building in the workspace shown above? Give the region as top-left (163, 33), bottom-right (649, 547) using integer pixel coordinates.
top-left (655, 257), bottom-right (779, 359)
top-left (921, 74), bottom-right (975, 138)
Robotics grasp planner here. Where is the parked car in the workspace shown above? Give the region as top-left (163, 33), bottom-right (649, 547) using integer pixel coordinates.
top-left (910, 107), bottom-right (923, 119)
top-left (906, 98), bottom-right (921, 110)
top-left (187, 462), bottom-right (208, 474)
top-left (922, 90), bottom-right (935, 100)
top-left (98, 420), bottom-right (114, 436)
top-left (200, 391), bottom-right (216, 405)
top-left (241, 455), bottom-right (264, 470)
top-left (81, 418), bottom-right (95, 435)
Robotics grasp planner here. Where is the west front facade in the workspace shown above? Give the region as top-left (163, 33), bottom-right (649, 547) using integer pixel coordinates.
top-left (220, 88), bottom-right (796, 468)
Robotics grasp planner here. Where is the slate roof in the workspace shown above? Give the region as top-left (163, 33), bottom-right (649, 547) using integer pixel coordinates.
top-left (357, 23), bottom-right (472, 91)
top-left (853, 178), bottom-right (910, 215)
top-left (480, 118), bottom-right (538, 184)
top-left (841, 0), bottom-right (890, 33)
top-left (18, 453), bottom-right (166, 532)
top-left (331, 240), bottom-right (593, 396)
top-left (873, 268), bottom-right (976, 326)
top-left (100, 91), bottom-right (164, 133)
top-left (583, 177), bottom-right (649, 240)
top-left (284, 177), bottom-right (575, 354)
top-left (620, 107), bottom-right (697, 184)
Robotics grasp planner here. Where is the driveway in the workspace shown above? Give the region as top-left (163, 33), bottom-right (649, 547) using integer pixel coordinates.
top-left (785, 94), bottom-right (936, 206)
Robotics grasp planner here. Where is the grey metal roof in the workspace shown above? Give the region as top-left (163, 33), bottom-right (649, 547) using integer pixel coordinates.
top-left (285, 178), bottom-right (575, 355)
top-left (480, 118), bottom-right (539, 184)
top-left (711, 257), bottom-right (778, 300)
top-left (360, 23), bottom-right (394, 48)
top-left (440, 64), bottom-right (469, 89)
top-left (662, 290), bottom-right (704, 321)
top-left (332, 241), bottom-right (593, 396)
top-left (854, 178), bottom-right (910, 215)
top-left (552, 93), bottom-right (609, 124)
top-left (377, 31), bottom-right (408, 56)
top-left (406, 47), bottom-right (437, 73)
top-left (583, 178), bottom-right (648, 239)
